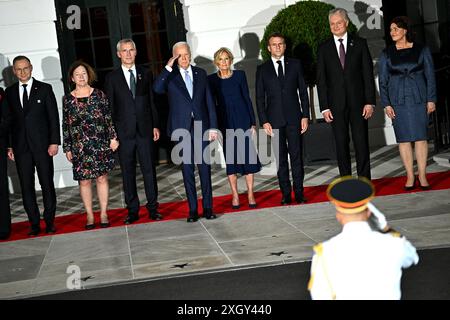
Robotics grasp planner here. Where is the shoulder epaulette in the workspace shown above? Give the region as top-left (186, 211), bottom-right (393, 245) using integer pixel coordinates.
top-left (313, 243), bottom-right (323, 255)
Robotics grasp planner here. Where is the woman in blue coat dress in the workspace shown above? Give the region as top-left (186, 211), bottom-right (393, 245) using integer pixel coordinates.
top-left (379, 16), bottom-right (437, 190)
top-left (208, 48), bottom-right (261, 209)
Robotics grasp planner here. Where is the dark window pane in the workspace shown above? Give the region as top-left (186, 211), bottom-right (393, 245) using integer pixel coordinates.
top-left (73, 8), bottom-right (90, 39)
top-left (150, 32), bottom-right (169, 62)
top-left (152, 61), bottom-right (166, 75)
top-left (94, 38), bottom-right (113, 68)
top-left (133, 34), bottom-right (150, 65)
top-left (130, 3), bottom-right (145, 33)
top-left (150, 1), bottom-right (166, 31)
top-left (96, 69), bottom-right (113, 90)
top-left (75, 40), bottom-right (94, 66)
top-left (90, 7), bottom-right (109, 37)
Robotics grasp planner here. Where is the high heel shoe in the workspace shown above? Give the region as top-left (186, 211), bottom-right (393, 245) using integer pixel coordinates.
top-left (249, 203), bottom-right (257, 209)
top-left (85, 223), bottom-right (95, 230)
top-left (100, 221), bottom-right (111, 228)
top-left (404, 177), bottom-right (416, 191)
top-left (100, 214), bottom-right (110, 228)
top-left (418, 178), bottom-right (431, 190)
top-left (231, 195), bottom-right (240, 209)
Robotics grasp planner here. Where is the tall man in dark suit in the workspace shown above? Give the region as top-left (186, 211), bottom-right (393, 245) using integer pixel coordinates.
top-left (104, 39), bottom-right (162, 224)
top-left (0, 88), bottom-right (11, 240)
top-left (5, 56), bottom-right (60, 236)
top-left (154, 42), bottom-right (218, 223)
top-left (317, 8), bottom-right (376, 179)
top-left (256, 33), bottom-right (310, 205)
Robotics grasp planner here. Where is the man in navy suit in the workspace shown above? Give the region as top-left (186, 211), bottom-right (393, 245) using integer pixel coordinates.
top-left (0, 87), bottom-right (11, 240)
top-left (256, 33), bottom-right (310, 205)
top-left (154, 42), bottom-right (218, 222)
top-left (317, 8), bottom-right (376, 180)
top-left (104, 39), bottom-right (162, 224)
top-left (5, 56), bottom-right (60, 236)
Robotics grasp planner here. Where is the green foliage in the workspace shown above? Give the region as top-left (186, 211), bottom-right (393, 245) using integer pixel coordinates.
top-left (260, 0), bottom-right (357, 85)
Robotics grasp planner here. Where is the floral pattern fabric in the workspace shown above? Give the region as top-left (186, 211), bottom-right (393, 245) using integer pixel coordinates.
top-left (63, 89), bottom-right (117, 180)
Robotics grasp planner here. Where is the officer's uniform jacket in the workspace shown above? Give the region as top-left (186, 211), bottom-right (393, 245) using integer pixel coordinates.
top-left (308, 221), bottom-right (419, 300)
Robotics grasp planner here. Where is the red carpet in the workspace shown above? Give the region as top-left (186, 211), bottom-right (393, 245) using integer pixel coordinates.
top-left (2, 171), bottom-right (450, 243)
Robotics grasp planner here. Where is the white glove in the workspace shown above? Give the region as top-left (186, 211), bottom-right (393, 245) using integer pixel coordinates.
top-left (367, 202), bottom-right (388, 232)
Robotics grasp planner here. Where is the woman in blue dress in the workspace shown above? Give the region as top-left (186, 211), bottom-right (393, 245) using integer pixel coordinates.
top-left (378, 16), bottom-right (437, 190)
top-left (208, 47), bottom-right (261, 209)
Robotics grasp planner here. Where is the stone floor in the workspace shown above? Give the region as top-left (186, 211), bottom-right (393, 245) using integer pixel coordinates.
top-left (0, 145), bottom-right (449, 299)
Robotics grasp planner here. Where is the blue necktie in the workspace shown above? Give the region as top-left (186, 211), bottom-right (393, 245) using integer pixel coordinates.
top-left (184, 70), bottom-right (193, 98)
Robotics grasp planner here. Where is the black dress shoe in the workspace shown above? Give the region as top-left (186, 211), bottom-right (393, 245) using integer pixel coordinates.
top-left (187, 211), bottom-right (199, 223)
top-left (187, 216), bottom-right (198, 223)
top-left (281, 196), bottom-right (292, 205)
top-left (124, 215), bottom-right (139, 225)
top-left (149, 212), bottom-right (163, 221)
top-left (85, 224), bottom-right (96, 230)
top-left (28, 228), bottom-right (41, 237)
top-left (0, 233), bottom-right (10, 240)
top-left (45, 224), bottom-right (56, 234)
top-left (295, 194), bottom-right (307, 204)
top-left (203, 209), bottom-right (217, 220)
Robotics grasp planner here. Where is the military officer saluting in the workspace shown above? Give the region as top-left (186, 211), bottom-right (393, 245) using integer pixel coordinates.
top-left (308, 176), bottom-right (419, 300)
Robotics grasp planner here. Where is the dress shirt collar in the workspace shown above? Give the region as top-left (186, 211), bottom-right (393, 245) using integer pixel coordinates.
top-left (271, 56), bottom-right (285, 76)
top-left (122, 64), bottom-right (136, 74)
top-left (342, 221), bottom-right (372, 234)
top-left (334, 32), bottom-right (348, 47)
top-left (271, 55), bottom-right (285, 66)
top-left (179, 65), bottom-right (193, 81)
top-left (19, 77), bottom-right (33, 89)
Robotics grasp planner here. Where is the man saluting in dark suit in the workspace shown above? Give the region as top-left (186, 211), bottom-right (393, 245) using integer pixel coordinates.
top-left (256, 33), bottom-right (310, 205)
top-left (104, 39), bottom-right (162, 224)
top-left (317, 8), bottom-right (376, 180)
top-left (5, 56), bottom-right (60, 236)
top-left (154, 42), bottom-right (218, 223)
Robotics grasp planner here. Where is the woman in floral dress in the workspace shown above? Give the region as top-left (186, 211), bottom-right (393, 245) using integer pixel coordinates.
top-left (63, 61), bottom-right (119, 229)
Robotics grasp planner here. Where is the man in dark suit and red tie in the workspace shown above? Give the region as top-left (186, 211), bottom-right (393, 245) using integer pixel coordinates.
top-left (104, 39), bottom-right (162, 225)
top-left (256, 33), bottom-right (310, 205)
top-left (317, 8), bottom-right (376, 180)
top-left (154, 42), bottom-right (218, 223)
top-left (5, 56), bottom-right (60, 236)
top-left (0, 87), bottom-right (11, 240)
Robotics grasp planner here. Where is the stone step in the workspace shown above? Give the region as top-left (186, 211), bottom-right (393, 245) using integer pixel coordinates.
top-left (433, 152), bottom-right (450, 168)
